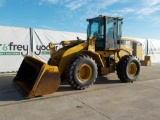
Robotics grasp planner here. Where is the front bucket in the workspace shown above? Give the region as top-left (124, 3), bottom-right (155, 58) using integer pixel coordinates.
top-left (13, 56), bottom-right (61, 98)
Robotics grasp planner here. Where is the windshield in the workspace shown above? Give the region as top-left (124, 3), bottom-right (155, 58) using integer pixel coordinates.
top-left (87, 18), bottom-right (104, 40)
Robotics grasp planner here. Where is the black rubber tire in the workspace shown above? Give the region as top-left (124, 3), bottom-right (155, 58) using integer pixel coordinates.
top-left (116, 55), bottom-right (140, 82)
top-left (65, 54), bottom-right (98, 90)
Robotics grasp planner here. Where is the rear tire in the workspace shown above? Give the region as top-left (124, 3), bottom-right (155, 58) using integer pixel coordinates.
top-left (116, 55), bottom-right (140, 82)
top-left (65, 54), bottom-right (98, 90)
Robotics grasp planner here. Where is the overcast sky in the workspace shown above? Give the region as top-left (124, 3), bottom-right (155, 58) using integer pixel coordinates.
top-left (0, 0), bottom-right (160, 39)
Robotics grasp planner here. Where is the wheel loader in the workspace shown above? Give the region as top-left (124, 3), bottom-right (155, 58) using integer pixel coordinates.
top-left (14, 15), bottom-right (142, 98)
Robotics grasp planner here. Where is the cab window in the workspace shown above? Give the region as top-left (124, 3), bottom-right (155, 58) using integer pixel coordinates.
top-left (106, 18), bottom-right (114, 39)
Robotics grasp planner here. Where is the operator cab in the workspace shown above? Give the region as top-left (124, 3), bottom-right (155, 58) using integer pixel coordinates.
top-left (87, 15), bottom-right (123, 50)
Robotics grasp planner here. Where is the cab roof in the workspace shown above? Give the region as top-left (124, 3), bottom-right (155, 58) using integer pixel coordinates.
top-left (86, 15), bottom-right (123, 21)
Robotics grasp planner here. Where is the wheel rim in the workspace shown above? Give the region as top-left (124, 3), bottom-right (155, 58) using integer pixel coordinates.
top-left (78, 64), bottom-right (92, 82)
top-left (128, 62), bottom-right (137, 76)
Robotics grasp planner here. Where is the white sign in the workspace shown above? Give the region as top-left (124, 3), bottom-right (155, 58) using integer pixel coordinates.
top-left (0, 26), bottom-right (31, 72)
top-left (148, 39), bottom-right (160, 63)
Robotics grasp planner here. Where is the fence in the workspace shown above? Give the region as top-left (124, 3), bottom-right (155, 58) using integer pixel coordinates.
top-left (0, 26), bottom-right (159, 72)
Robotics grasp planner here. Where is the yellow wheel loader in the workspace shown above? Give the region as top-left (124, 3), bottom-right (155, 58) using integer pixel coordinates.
top-left (14, 15), bottom-right (142, 98)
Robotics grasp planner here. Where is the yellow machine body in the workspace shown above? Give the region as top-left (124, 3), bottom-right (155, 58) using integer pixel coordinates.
top-left (13, 37), bottom-right (145, 98)
top-left (13, 15), bottom-right (149, 98)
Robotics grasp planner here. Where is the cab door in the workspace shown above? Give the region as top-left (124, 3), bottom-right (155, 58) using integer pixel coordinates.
top-left (105, 18), bottom-right (121, 49)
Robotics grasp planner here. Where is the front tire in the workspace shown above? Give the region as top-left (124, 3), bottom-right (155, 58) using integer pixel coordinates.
top-left (65, 54), bottom-right (98, 90)
top-left (116, 55), bottom-right (140, 82)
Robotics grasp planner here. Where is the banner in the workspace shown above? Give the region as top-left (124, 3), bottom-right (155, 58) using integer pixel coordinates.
top-left (0, 26), bottom-right (31, 72)
top-left (148, 39), bottom-right (160, 63)
top-left (32, 28), bottom-right (87, 63)
top-left (134, 38), bottom-right (148, 56)
top-left (0, 25), bottom-right (160, 72)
